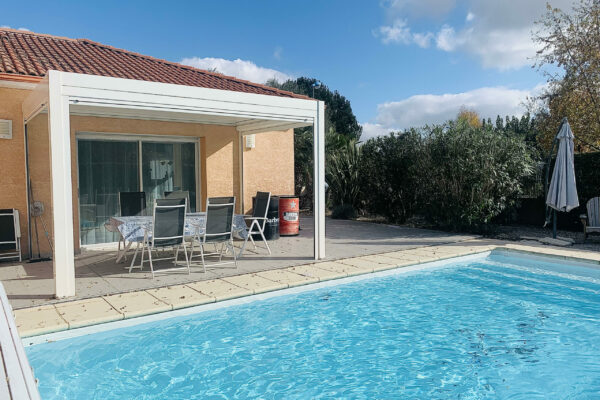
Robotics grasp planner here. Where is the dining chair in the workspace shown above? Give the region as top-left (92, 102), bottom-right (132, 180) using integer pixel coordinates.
top-left (106, 191), bottom-right (147, 263)
top-left (189, 196), bottom-right (237, 272)
top-left (119, 191), bottom-right (146, 216)
top-left (243, 191), bottom-right (272, 255)
top-left (128, 198), bottom-right (190, 278)
top-left (164, 190), bottom-right (191, 213)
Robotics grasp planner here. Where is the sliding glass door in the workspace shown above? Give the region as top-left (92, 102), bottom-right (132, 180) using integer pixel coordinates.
top-left (142, 142), bottom-right (197, 212)
top-left (78, 140), bottom-right (139, 245)
top-left (78, 136), bottom-right (198, 245)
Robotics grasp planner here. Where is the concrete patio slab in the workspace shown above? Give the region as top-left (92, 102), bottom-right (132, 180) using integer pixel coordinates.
top-left (146, 285), bottom-right (215, 310)
top-left (103, 291), bottom-right (170, 318)
top-left (255, 269), bottom-right (319, 287)
top-left (285, 264), bottom-right (346, 281)
top-left (338, 256), bottom-right (401, 271)
top-left (55, 297), bottom-right (123, 329)
top-left (375, 251), bottom-right (430, 262)
top-left (186, 279), bottom-right (252, 301)
top-left (313, 261), bottom-right (368, 276)
top-left (222, 274), bottom-right (288, 294)
top-left (13, 305), bottom-right (68, 337)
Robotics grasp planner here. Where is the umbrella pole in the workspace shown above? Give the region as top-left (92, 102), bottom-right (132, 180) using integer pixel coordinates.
top-left (553, 209), bottom-right (557, 239)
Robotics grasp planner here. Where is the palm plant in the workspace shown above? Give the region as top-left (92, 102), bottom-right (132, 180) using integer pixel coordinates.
top-left (326, 132), bottom-right (362, 217)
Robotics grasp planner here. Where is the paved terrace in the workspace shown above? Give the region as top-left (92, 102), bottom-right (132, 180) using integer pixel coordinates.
top-left (1, 217), bottom-right (475, 311)
top-left (6, 217), bottom-right (600, 339)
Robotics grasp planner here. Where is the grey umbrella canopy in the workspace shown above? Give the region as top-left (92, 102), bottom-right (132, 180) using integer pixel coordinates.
top-left (546, 119), bottom-right (579, 213)
top-left (545, 118), bottom-right (579, 239)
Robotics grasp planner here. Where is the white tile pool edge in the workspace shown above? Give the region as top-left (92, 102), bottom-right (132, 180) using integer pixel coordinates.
top-left (23, 252), bottom-right (492, 347)
top-left (23, 248), bottom-right (600, 347)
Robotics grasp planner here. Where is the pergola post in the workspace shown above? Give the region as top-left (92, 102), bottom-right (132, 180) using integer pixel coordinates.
top-left (47, 71), bottom-right (75, 298)
top-left (313, 101), bottom-right (326, 260)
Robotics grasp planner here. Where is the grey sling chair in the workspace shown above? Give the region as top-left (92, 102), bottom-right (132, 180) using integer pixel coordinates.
top-left (189, 197), bottom-right (237, 272)
top-left (128, 198), bottom-right (190, 278)
top-left (243, 191), bottom-right (272, 255)
top-left (164, 190), bottom-right (191, 213)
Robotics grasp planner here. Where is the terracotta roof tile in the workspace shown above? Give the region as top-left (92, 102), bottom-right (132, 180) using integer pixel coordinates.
top-left (0, 28), bottom-right (309, 100)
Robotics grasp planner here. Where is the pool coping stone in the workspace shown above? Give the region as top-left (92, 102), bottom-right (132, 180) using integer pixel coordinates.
top-left (13, 239), bottom-right (600, 338)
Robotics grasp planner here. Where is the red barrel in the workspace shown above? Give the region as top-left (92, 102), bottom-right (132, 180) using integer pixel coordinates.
top-left (278, 195), bottom-right (299, 236)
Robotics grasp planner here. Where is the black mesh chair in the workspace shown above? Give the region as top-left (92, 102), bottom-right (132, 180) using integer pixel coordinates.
top-left (243, 192), bottom-right (272, 255)
top-left (119, 192), bottom-right (146, 217)
top-left (128, 198), bottom-right (190, 278)
top-left (0, 209), bottom-right (21, 262)
top-left (189, 197), bottom-right (237, 272)
top-left (164, 191), bottom-right (191, 213)
top-left (105, 192), bottom-right (147, 263)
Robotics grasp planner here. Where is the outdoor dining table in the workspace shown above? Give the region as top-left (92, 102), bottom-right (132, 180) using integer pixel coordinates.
top-left (109, 212), bottom-right (249, 262)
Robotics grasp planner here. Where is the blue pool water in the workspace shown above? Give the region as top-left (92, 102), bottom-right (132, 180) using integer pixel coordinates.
top-left (27, 252), bottom-right (600, 399)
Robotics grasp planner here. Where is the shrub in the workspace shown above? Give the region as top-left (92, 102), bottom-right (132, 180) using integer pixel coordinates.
top-left (331, 204), bottom-right (356, 219)
top-left (419, 120), bottom-right (535, 230)
top-left (359, 130), bottom-right (424, 223)
top-left (326, 131), bottom-right (362, 211)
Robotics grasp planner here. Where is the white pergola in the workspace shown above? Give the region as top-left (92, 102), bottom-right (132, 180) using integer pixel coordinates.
top-left (22, 70), bottom-right (326, 298)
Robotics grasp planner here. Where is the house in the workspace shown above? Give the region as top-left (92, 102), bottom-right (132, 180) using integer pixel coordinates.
top-left (0, 28), bottom-right (325, 298)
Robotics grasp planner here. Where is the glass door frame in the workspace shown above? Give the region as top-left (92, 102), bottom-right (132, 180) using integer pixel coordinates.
top-left (75, 131), bottom-right (201, 248)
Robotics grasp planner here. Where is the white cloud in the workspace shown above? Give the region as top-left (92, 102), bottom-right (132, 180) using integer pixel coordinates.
top-left (363, 84), bottom-right (545, 136)
top-left (376, 0), bottom-right (575, 70)
top-left (0, 25), bottom-right (29, 31)
top-left (180, 57), bottom-right (292, 84)
top-left (375, 19), bottom-right (412, 45)
top-left (412, 32), bottom-right (434, 48)
top-left (375, 19), bottom-right (434, 48)
top-left (361, 123), bottom-right (393, 140)
top-left (435, 25), bottom-right (458, 52)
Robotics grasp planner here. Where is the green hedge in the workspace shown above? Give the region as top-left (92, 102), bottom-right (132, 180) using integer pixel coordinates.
top-left (354, 121), bottom-right (535, 230)
top-left (573, 152), bottom-right (600, 204)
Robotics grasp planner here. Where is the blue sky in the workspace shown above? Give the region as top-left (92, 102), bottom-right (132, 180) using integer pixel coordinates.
top-left (2, 0), bottom-right (572, 138)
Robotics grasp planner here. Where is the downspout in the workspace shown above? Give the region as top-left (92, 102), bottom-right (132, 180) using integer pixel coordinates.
top-left (239, 132), bottom-right (245, 213)
top-left (24, 123), bottom-right (32, 260)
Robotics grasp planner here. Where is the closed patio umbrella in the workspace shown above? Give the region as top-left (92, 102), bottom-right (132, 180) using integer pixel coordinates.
top-left (545, 118), bottom-right (579, 238)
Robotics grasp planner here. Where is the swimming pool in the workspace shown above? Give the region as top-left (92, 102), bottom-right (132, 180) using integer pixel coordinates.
top-left (26, 251), bottom-right (600, 399)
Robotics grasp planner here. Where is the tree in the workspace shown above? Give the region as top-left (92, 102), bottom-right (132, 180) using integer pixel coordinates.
top-left (533, 0), bottom-right (600, 151)
top-left (266, 77), bottom-right (362, 140)
top-left (456, 107), bottom-right (482, 127)
top-left (266, 77), bottom-right (362, 208)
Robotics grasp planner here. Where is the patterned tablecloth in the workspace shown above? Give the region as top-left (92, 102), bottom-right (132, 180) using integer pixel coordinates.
top-left (109, 212), bottom-right (248, 242)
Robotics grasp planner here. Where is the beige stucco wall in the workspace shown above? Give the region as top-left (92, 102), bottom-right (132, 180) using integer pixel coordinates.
top-left (242, 131), bottom-right (295, 213)
top-left (6, 96), bottom-right (294, 256)
top-left (0, 87), bottom-right (30, 256)
top-left (0, 84), bottom-right (295, 257)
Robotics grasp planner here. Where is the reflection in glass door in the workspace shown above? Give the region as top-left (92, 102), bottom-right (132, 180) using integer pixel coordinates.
top-left (78, 137), bottom-right (197, 245)
top-left (78, 140), bottom-right (139, 245)
top-left (142, 142), bottom-right (196, 212)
